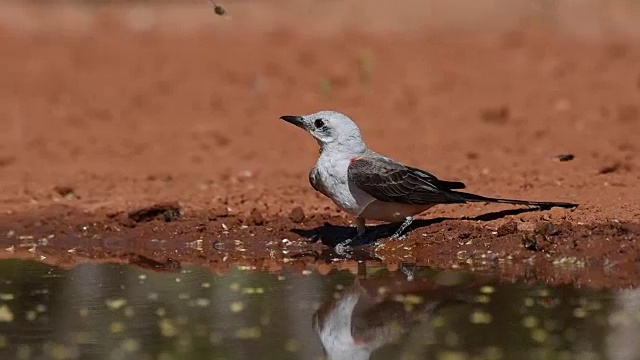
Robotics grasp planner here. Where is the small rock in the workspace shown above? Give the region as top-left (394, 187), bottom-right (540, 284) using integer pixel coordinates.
top-left (496, 221), bottom-right (518, 237)
top-left (480, 106), bottom-right (510, 124)
top-left (209, 207), bottom-right (229, 220)
top-left (548, 207), bottom-right (567, 221)
top-left (163, 209), bottom-right (180, 222)
top-left (535, 222), bottom-right (559, 237)
top-left (214, 4), bottom-right (226, 15)
top-left (106, 211), bottom-right (122, 219)
top-left (466, 152), bottom-right (479, 160)
top-left (599, 162), bottom-right (622, 174)
top-left (552, 154), bottom-right (574, 162)
top-left (128, 202), bottom-right (181, 223)
top-left (249, 209), bottom-right (264, 226)
top-left (223, 217), bottom-right (242, 228)
top-left (289, 207), bottom-right (306, 224)
top-left (517, 222), bottom-right (536, 232)
top-left (522, 234), bottom-right (538, 251)
top-left (53, 186), bottom-right (79, 200)
top-left (129, 254), bottom-right (181, 273)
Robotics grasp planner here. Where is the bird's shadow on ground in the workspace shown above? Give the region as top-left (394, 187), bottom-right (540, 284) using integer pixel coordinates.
top-left (290, 207), bottom-right (542, 260)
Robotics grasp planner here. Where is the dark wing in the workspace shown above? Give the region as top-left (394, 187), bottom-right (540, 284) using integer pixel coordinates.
top-left (400, 165), bottom-right (466, 190)
top-left (348, 156), bottom-right (467, 205)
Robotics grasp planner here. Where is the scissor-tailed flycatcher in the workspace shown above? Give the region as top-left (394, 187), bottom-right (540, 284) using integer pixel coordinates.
top-left (281, 110), bottom-right (577, 252)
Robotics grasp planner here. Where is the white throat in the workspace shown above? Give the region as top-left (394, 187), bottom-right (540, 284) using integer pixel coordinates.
top-left (318, 137), bottom-right (367, 159)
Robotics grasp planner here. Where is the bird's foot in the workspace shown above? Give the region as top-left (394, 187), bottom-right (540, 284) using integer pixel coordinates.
top-left (389, 233), bottom-right (408, 241)
top-left (372, 239), bottom-right (385, 247)
top-left (334, 238), bottom-right (354, 258)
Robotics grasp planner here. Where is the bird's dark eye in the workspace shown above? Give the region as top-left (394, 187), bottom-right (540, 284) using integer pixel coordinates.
top-left (314, 119), bottom-right (325, 129)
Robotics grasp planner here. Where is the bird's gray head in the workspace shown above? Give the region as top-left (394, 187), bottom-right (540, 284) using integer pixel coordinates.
top-left (280, 110), bottom-right (366, 154)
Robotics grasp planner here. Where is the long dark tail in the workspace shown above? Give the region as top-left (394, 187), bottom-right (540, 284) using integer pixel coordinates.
top-left (453, 191), bottom-right (578, 210)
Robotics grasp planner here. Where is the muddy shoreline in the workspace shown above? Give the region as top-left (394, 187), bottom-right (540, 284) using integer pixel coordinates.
top-left (2, 205), bottom-right (639, 289)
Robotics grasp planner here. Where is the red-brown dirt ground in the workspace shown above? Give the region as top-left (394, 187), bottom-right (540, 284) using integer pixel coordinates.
top-left (1, 2), bottom-right (639, 287)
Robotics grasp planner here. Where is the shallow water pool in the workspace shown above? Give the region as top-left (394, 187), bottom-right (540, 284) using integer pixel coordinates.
top-left (0, 259), bottom-right (638, 360)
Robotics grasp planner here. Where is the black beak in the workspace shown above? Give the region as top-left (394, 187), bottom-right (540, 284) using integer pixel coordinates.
top-left (280, 115), bottom-right (305, 127)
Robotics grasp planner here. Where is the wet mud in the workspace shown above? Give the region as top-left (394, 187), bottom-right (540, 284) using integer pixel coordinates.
top-left (1, 205), bottom-right (639, 289)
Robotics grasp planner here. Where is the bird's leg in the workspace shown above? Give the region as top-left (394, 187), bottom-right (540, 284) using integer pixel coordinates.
top-left (334, 217), bottom-right (366, 257)
top-left (356, 217), bottom-right (366, 238)
top-left (390, 216), bottom-right (413, 240)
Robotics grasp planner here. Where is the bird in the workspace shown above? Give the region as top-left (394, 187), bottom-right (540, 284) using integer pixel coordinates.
top-left (280, 110), bottom-right (578, 253)
top-left (312, 278), bottom-right (446, 360)
top-left (312, 266), bottom-right (478, 360)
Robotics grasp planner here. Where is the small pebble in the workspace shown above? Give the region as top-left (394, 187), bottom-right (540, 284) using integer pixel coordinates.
top-left (480, 106), bottom-right (510, 124)
top-left (249, 209), bottom-right (264, 226)
top-left (214, 5), bottom-right (226, 15)
top-left (552, 154), bottom-right (574, 162)
top-left (209, 0), bottom-right (229, 17)
top-left (209, 207), bottom-right (229, 220)
top-left (599, 162), bottom-right (622, 174)
top-left (548, 207), bottom-right (568, 220)
top-left (53, 186), bottom-right (79, 199)
top-left (496, 221), bottom-right (518, 237)
top-left (289, 207), bottom-right (305, 223)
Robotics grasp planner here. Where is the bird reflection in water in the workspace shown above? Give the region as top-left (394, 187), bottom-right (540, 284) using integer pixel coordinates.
top-left (312, 265), bottom-right (486, 360)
